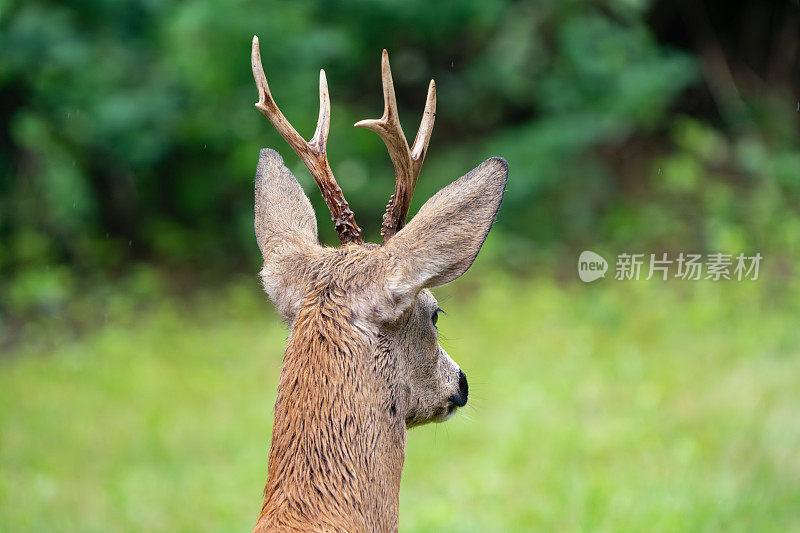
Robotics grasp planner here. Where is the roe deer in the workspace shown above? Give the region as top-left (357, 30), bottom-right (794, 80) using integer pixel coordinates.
top-left (250, 36), bottom-right (507, 532)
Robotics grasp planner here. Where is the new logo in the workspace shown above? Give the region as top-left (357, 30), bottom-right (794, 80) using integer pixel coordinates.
top-left (578, 250), bottom-right (608, 282)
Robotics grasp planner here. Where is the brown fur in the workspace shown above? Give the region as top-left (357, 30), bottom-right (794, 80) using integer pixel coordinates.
top-left (252, 149), bottom-right (507, 531)
top-left (256, 255), bottom-right (404, 531)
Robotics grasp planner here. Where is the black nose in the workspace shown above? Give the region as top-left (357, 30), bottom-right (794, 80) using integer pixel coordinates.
top-left (449, 370), bottom-right (469, 407)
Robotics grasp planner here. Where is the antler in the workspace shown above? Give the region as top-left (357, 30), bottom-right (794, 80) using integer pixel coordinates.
top-left (251, 36), bottom-right (362, 245)
top-left (355, 50), bottom-right (436, 243)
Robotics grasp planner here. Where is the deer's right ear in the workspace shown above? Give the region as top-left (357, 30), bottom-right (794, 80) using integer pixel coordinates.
top-left (380, 157), bottom-right (507, 319)
top-left (255, 148), bottom-right (319, 320)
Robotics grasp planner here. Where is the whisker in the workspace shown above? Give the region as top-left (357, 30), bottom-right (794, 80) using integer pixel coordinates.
top-left (458, 411), bottom-right (474, 422)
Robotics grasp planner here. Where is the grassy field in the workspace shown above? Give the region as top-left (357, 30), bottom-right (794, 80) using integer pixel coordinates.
top-left (2, 275), bottom-right (799, 531)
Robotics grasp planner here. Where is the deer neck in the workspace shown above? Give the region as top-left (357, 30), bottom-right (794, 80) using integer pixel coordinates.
top-left (255, 296), bottom-right (406, 532)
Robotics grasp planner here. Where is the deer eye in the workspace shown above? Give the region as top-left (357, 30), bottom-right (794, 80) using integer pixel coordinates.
top-left (432, 308), bottom-right (443, 327)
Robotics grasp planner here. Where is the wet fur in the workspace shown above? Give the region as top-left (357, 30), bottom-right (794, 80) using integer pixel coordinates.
top-left (252, 149), bottom-right (506, 531)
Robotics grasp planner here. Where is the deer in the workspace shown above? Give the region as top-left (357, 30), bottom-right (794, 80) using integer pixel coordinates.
top-left (249, 35), bottom-right (507, 532)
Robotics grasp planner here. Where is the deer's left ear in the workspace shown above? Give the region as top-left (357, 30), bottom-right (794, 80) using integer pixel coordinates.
top-left (381, 157), bottom-right (507, 316)
top-left (255, 148), bottom-right (320, 321)
top-left (255, 148), bottom-right (318, 254)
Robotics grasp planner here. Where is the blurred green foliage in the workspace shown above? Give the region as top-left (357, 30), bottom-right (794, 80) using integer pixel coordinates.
top-left (1, 0), bottom-right (798, 322)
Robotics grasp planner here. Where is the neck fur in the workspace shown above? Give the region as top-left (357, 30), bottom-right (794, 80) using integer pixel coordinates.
top-left (254, 295), bottom-right (406, 532)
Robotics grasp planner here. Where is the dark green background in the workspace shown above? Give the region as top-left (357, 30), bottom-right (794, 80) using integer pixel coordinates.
top-left (1, 0), bottom-right (798, 327)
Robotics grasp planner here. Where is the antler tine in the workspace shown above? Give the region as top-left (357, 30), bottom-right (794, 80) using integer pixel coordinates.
top-left (310, 69), bottom-right (331, 150)
top-left (252, 35), bottom-right (362, 245)
top-left (355, 50), bottom-right (437, 243)
top-left (411, 80), bottom-right (436, 168)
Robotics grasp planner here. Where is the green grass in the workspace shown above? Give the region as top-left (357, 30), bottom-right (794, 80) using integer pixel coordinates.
top-left (2, 276), bottom-right (799, 531)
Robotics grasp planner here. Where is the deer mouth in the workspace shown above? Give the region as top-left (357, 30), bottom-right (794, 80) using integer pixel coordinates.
top-left (435, 400), bottom-right (459, 423)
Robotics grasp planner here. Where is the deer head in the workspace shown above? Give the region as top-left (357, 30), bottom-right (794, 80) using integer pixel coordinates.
top-left (250, 36), bottom-right (507, 531)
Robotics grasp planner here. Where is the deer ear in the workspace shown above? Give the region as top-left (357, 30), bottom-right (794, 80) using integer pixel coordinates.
top-left (255, 148), bottom-right (319, 320)
top-left (382, 157), bottom-right (507, 310)
top-left (255, 148), bottom-right (318, 253)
